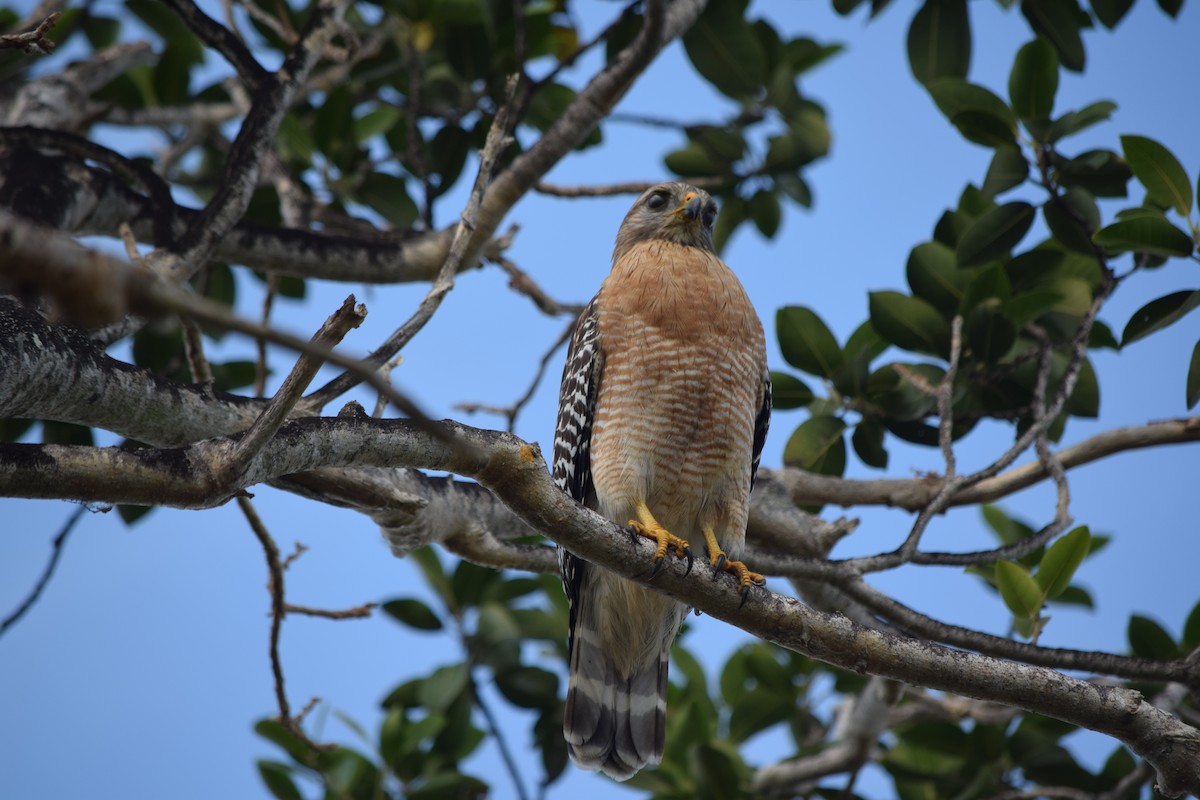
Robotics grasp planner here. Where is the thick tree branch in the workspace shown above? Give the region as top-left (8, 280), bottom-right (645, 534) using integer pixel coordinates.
top-left (763, 414), bottom-right (1200, 510)
top-left (1, 416), bottom-right (1198, 795)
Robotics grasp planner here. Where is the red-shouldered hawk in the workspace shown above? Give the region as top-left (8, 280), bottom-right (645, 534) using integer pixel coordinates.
top-left (553, 181), bottom-right (771, 780)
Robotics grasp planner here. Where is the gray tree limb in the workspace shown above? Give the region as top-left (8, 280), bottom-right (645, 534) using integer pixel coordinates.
top-left (1, 411), bottom-right (1198, 796)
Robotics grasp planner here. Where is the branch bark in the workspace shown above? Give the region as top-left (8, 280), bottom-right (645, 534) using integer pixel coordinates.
top-left (1, 412), bottom-right (1197, 795)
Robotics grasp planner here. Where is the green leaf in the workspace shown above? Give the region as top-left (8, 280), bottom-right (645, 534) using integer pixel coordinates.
top-left (357, 172), bottom-right (419, 228)
top-left (354, 106), bottom-right (403, 143)
top-left (381, 598), bottom-right (443, 631)
top-left (982, 147), bottom-right (1029, 198)
top-left (712, 194), bottom-right (746, 253)
top-left (0, 418), bottom-right (34, 442)
top-left (1157, 0), bottom-right (1183, 17)
top-left (956, 202), bottom-right (1036, 267)
top-left (867, 363), bottom-right (943, 421)
top-left (869, 291), bottom-right (951, 357)
top-left (407, 771), bottom-right (489, 800)
top-left (1059, 148), bottom-right (1131, 196)
top-left (776, 306), bottom-right (843, 378)
top-left (907, 241), bottom-right (970, 313)
top-left (1046, 100), bottom-right (1116, 142)
top-left (1187, 340), bottom-right (1200, 410)
top-left (1009, 38), bottom-right (1059, 125)
top-left (495, 666), bottom-right (558, 709)
top-left (1127, 615), bottom-right (1177, 659)
top-left (1121, 135), bottom-right (1194, 217)
top-left (664, 142), bottom-right (725, 178)
top-left (1035, 526), bottom-right (1090, 598)
top-left (527, 84), bottom-right (601, 149)
top-left (257, 760), bottom-right (303, 800)
top-left (852, 418), bottom-right (889, 468)
top-left (906, 0), bottom-right (971, 85)
top-left (982, 504), bottom-right (1035, 545)
top-left (1182, 599), bottom-right (1200, 650)
top-left (42, 421), bottom-right (94, 446)
top-left (769, 371), bottom-right (814, 409)
top-left (1043, 188), bottom-right (1101, 253)
top-left (417, 664), bottom-right (470, 712)
top-left (1094, 216), bottom-right (1194, 258)
top-left (687, 124), bottom-right (746, 162)
top-left (255, 718), bottom-right (314, 764)
top-left (1020, 0), bottom-right (1086, 72)
top-left (117, 504), bottom-right (154, 526)
top-left (782, 415), bottom-right (847, 476)
top-left (1121, 290), bottom-right (1200, 347)
top-left (926, 78), bottom-right (1018, 148)
top-left (682, 0), bottom-right (766, 100)
top-left (1048, 585), bottom-right (1094, 608)
top-left (727, 686), bottom-right (791, 743)
top-left (995, 560), bottom-right (1044, 618)
top-left (748, 190), bottom-right (782, 238)
top-left (965, 299), bottom-right (1017, 362)
top-left (1090, 0), bottom-right (1133, 26)
top-left (1066, 357), bottom-right (1099, 417)
top-left (128, 0), bottom-right (204, 64)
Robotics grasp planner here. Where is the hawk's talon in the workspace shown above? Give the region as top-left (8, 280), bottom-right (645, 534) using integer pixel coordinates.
top-left (628, 511), bottom-right (691, 576)
top-left (739, 584), bottom-right (753, 608)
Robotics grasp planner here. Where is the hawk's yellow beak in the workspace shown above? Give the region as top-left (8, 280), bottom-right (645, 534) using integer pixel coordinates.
top-left (672, 191), bottom-right (704, 222)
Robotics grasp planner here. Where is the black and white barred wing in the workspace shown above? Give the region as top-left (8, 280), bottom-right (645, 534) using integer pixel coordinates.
top-left (552, 296), bottom-right (601, 656)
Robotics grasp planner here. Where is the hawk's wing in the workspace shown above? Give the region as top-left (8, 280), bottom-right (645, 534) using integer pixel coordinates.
top-left (552, 296), bottom-right (602, 658)
top-left (750, 367), bottom-right (771, 490)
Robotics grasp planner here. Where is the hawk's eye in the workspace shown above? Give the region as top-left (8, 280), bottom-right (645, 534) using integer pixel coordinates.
top-left (703, 205), bottom-right (717, 229)
top-left (646, 192), bottom-right (669, 210)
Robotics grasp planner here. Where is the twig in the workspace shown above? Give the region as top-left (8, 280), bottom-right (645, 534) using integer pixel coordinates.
top-left (830, 576), bottom-right (1192, 684)
top-left (534, 176), bottom-right (725, 197)
top-left (0, 11), bottom-right (60, 54)
top-left (284, 602), bottom-right (377, 619)
top-left (280, 541), bottom-right (308, 570)
top-left (146, 0), bottom-right (350, 287)
top-left (159, 0), bottom-right (268, 87)
top-left (238, 495), bottom-right (331, 751)
top-left (0, 504), bottom-right (87, 636)
top-left (229, 295), bottom-right (366, 473)
top-left (238, 496), bottom-right (292, 723)
top-left (494, 255), bottom-right (584, 317)
top-left (303, 74), bottom-right (520, 410)
top-left (472, 676), bottom-right (531, 800)
top-left (895, 317), bottom-right (965, 561)
top-left (403, 23), bottom-right (435, 230)
top-left (455, 316), bottom-right (575, 432)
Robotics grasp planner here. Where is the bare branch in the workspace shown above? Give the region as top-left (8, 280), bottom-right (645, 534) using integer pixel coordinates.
top-left (160, 0), bottom-right (268, 87)
top-left (0, 504), bottom-right (87, 636)
top-left (304, 74), bottom-right (519, 410)
top-left (0, 11), bottom-right (61, 55)
top-left (284, 602), bottom-right (377, 620)
top-left (534, 177), bottom-right (726, 197)
top-left (231, 296), bottom-right (365, 471)
top-left (763, 415), bottom-right (1200, 510)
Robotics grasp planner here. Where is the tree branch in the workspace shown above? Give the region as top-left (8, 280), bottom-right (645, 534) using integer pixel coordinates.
top-left (2, 415), bottom-right (1196, 794)
top-left (763, 414), bottom-right (1200, 510)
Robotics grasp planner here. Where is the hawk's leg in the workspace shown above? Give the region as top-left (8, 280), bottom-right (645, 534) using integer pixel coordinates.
top-left (702, 527), bottom-right (766, 601)
top-left (628, 501), bottom-right (693, 577)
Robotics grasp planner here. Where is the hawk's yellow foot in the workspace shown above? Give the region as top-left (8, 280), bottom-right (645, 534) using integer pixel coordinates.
top-left (628, 501), bottom-right (693, 576)
top-left (702, 527), bottom-right (765, 601)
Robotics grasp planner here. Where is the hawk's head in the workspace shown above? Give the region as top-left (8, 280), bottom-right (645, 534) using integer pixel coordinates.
top-left (613, 181), bottom-right (718, 261)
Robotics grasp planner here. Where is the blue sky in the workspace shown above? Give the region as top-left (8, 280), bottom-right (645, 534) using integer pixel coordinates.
top-left (1, 0), bottom-right (1198, 798)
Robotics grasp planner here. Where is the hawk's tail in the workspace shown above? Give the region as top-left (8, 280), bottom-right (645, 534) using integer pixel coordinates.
top-left (562, 624), bottom-right (668, 781)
